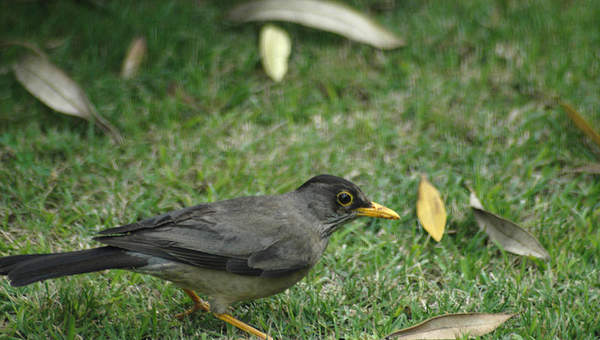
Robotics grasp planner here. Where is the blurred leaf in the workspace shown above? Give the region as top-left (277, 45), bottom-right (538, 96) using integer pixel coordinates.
top-left (45, 37), bottom-right (68, 50)
top-left (559, 101), bottom-right (600, 147)
top-left (12, 54), bottom-right (122, 143)
top-left (259, 25), bottom-right (291, 82)
top-left (416, 175), bottom-right (446, 242)
top-left (228, 0), bottom-right (405, 50)
top-left (565, 163), bottom-right (600, 174)
top-left (384, 313), bottom-right (514, 339)
top-left (121, 37), bottom-right (147, 79)
top-left (469, 192), bottom-right (550, 260)
top-left (0, 39), bottom-right (47, 58)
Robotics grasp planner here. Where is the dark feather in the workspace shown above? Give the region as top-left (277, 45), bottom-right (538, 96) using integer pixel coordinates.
top-left (0, 254), bottom-right (46, 275)
top-left (296, 174), bottom-right (359, 191)
top-left (0, 247), bottom-right (147, 286)
top-left (95, 234), bottom-right (309, 278)
top-left (225, 259), bottom-right (263, 276)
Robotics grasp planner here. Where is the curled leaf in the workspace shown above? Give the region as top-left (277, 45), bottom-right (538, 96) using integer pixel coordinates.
top-left (559, 101), bottom-right (600, 147)
top-left (416, 175), bottom-right (446, 242)
top-left (385, 313), bottom-right (514, 339)
top-left (228, 0), bottom-right (405, 50)
top-left (259, 25), bottom-right (291, 82)
top-left (12, 54), bottom-right (122, 143)
top-left (121, 36), bottom-right (147, 79)
top-left (469, 192), bottom-right (550, 260)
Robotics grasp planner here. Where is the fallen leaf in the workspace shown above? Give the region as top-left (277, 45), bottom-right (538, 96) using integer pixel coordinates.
top-left (416, 175), bottom-right (446, 242)
top-left (228, 0), bottom-right (405, 50)
top-left (564, 163), bottom-right (600, 174)
top-left (0, 39), bottom-right (47, 59)
top-left (384, 313), bottom-right (514, 339)
top-left (259, 25), bottom-right (291, 82)
top-left (559, 101), bottom-right (600, 147)
top-left (45, 37), bottom-right (68, 50)
top-left (12, 54), bottom-right (122, 143)
top-left (121, 37), bottom-right (147, 79)
top-left (469, 192), bottom-right (550, 260)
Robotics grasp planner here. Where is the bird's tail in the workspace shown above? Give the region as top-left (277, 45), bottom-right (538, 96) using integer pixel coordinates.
top-left (0, 246), bottom-right (147, 287)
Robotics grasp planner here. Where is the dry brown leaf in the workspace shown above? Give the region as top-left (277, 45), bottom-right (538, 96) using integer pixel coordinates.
top-left (259, 25), bottom-right (291, 82)
top-left (121, 37), bottom-right (147, 79)
top-left (228, 0), bottom-right (405, 50)
top-left (12, 54), bottom-right (122, 143)
top-left (384, 313), bottom-right (514, 339)
top-left (416, 175), bottom-right (446, 242)
top-left (565, 163), bottom-right (600, 174)
top-left (470, 192), bottom-right (550, 260)
top-left (559, 101), bottom-right (600, 147)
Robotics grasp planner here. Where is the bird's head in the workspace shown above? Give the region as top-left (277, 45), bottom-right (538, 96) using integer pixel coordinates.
top-left (295, 174), bottom-right (400, 237)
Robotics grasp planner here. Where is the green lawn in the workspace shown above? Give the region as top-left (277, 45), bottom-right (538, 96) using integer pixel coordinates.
top-left (1, 0), bottom-right (599, 339)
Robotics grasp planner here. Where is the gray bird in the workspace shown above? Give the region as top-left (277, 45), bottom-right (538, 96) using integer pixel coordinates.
top-left (0, 174), bottom-right (399, 339)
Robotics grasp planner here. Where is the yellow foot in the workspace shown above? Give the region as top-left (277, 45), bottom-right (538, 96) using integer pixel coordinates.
top-left (214, 312), bottom-right (273, 340)
top-left (175, 288), bottom-right (210, 319)
top-left (175, 288), bottom-right (272, 339)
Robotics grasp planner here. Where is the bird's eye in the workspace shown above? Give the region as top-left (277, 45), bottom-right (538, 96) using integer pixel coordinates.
top-left (336, 191), bottom-right (353, 207)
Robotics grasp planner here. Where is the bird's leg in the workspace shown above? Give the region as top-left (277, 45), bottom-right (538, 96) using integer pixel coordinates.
top-left (175, 289), bottom-right (272, 339)
top-left (213, 312), bottom-right (273, 340)
top-left (175, 288), bottom-right (210, 319)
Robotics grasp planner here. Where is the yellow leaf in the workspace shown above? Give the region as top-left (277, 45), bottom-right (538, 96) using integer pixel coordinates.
top-left (560, 101), bottom-right (600, 147)
top-left (259, 25), bottom-right (291, 82)
top-left (416, 175), bottom-right (446, 242)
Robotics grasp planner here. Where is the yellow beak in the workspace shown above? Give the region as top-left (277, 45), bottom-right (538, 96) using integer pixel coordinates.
top-left (355, 201), bottom-right (400, 220)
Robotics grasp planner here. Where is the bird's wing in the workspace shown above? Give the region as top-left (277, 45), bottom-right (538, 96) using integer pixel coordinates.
top-left (94, 197), bottom-right (314, 277)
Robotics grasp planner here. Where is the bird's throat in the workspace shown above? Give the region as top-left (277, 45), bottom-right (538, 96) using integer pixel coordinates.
top-left (320, 214), bottom-right (356, 238)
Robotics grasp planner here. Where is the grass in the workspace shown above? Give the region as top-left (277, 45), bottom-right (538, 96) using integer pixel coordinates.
top-left (1, 0), bottom-right (599, 338)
